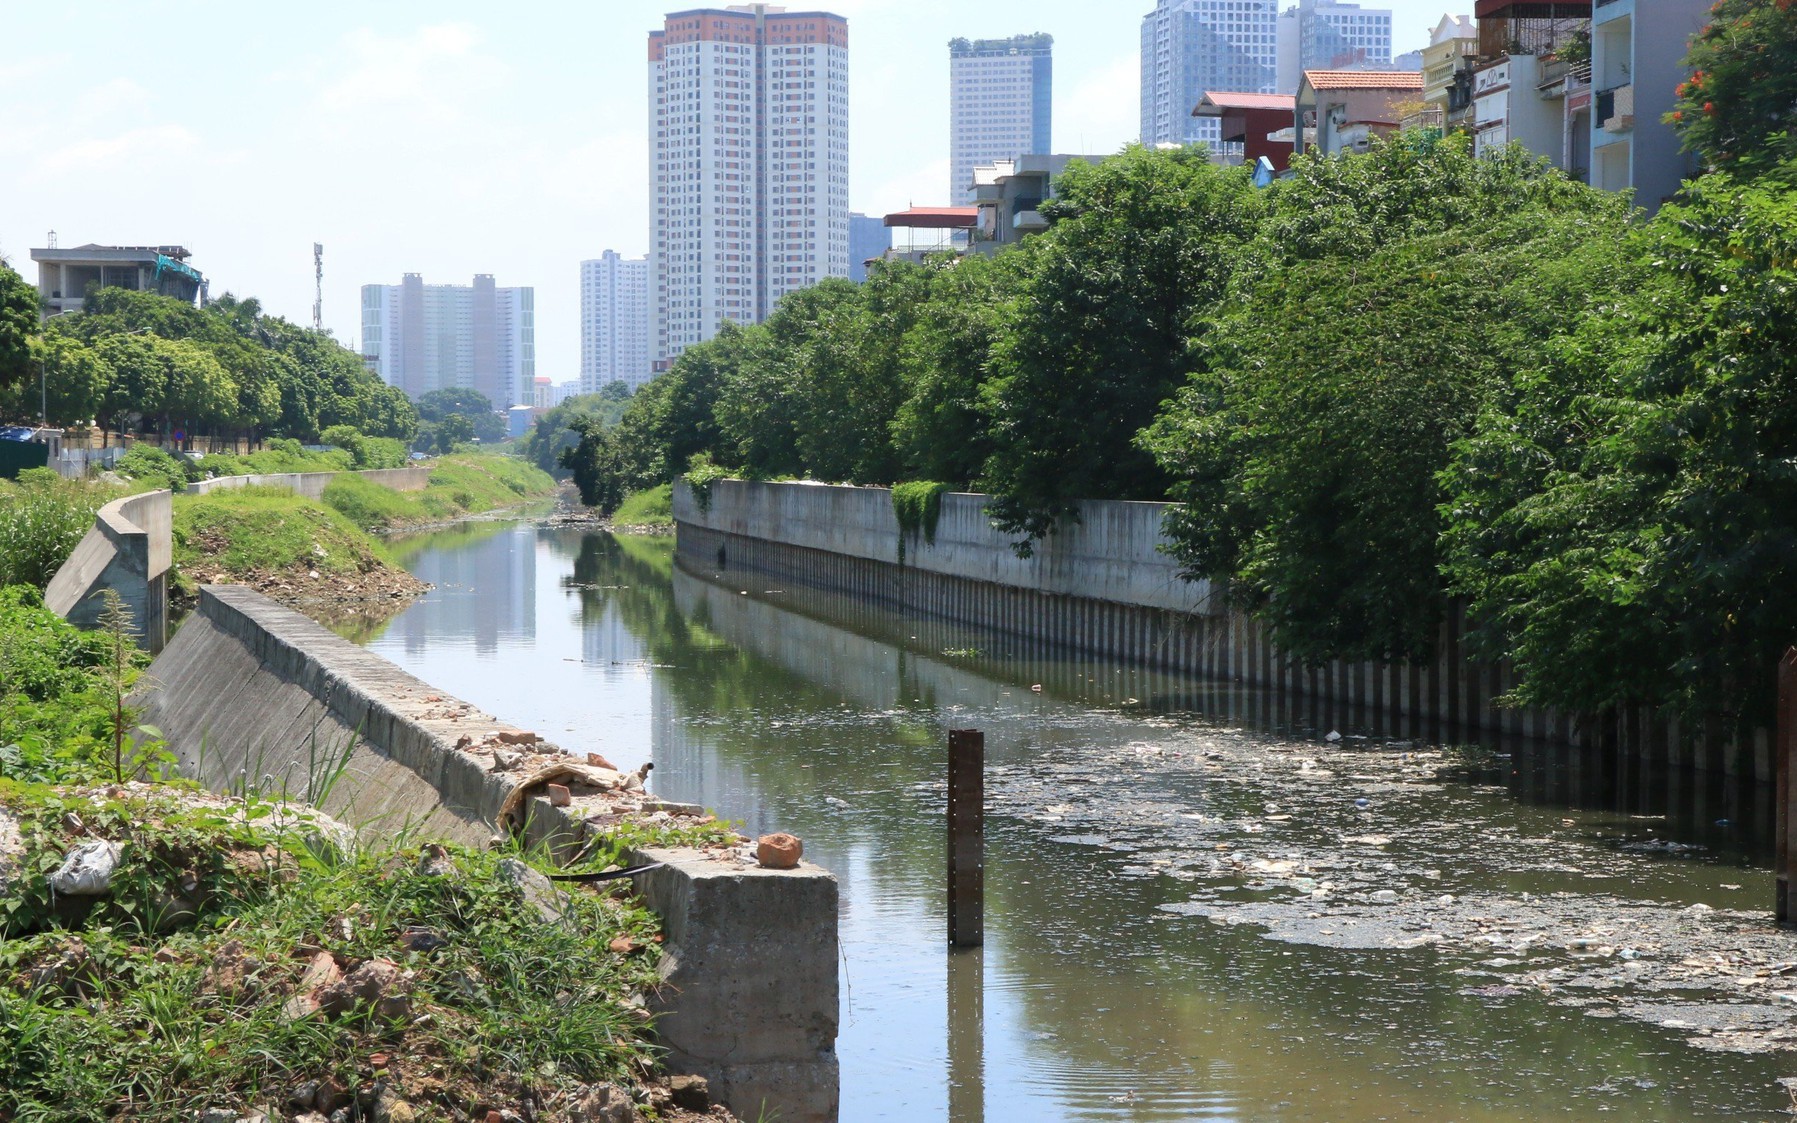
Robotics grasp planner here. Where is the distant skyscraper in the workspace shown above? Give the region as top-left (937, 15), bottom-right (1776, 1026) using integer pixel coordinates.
top-left (1276, 0), bottom-right (1394, 89)
top-left (361, 275), bottom-right (534, 406)
top-left (649, 4), bottom-right (850, 368)
top-left (581, 252), bottom-right (650, 394)
top-left (848, 212), bottom-right (887, 282)
top-left (949, 34), bottom-right (1053, 203)
top-left (1141, 0), bottom-right (1279, 147)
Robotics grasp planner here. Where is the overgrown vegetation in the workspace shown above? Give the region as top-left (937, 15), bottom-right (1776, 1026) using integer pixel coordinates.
top-left (0, 469), bottom-right (110, 590)
top-left (892, 481), bottom-right (951, 547)
top-left (611, 483), bottom-right (674, 528)
top-left (0, 588), bottom-right (151, 784)
top-left (553, 15), bottom-right (1797, 733)
top-left (0, 287), bottom-right (416, 447)
top-left (322, 454), bottom-right (555, 531)
top-left (171, 486), bottom-right (404, 599)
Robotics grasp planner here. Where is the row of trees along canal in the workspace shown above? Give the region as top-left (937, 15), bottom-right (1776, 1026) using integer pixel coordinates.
top-left (562, 7), bottom-right (1797, 741)
top-left (0, 270), bottom-right (587, 460)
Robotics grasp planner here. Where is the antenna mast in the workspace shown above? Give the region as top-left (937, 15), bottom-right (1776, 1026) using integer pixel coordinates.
top-left (312, 243), bottom-right (324, 331)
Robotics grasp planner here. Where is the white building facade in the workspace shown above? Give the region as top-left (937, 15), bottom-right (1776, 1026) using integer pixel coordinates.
top-left (580, 252), bottom-right (651, 395)
top-left (649, 4), bottom-right (850, 369)
top-left (1141, 0), bottom-right (1279, 147)
top-left (360, 275), bottom-right (535, 407)
top-left (949, 34), bottom-right (1053, 204)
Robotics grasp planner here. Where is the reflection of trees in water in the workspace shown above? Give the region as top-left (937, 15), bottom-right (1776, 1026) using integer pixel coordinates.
top-left (543, 531), bottom-right (1778, 1120)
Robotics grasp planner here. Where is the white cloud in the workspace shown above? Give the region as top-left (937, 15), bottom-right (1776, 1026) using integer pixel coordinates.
top-left (33, 124), bottom-right (200, 177)
top-left (317, 23), bottom-right (505, 120)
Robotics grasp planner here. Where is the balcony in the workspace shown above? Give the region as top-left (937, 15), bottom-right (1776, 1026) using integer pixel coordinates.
top-left (1597, 83), bottom-right (1634, 132)
top-left (1013, 210), bottom-right (1047, 233)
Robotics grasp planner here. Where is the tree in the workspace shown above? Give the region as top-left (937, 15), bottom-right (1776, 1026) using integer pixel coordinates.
top-left (0, 259), bottom-right (37, 398)
top-left (560, 417), bottom-right (631, 513)
top-left (979, 146), bottom-right (1262, 550)
top-left (1669, 0), bottom-right (1797, 170)
top-left (1440, 158), bottom-right (1797, 728)
top-left (32, 335), bottom-right (113, 426)
top-left (1141, 134), bottom-right (1629, 666)
top-left (415, 386), bottom-right (504, 443)
top-left (434, 413), bottom-right (474, 453)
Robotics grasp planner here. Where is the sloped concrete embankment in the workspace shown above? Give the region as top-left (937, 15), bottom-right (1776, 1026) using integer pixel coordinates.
top-left (44, 468), bottom-right (432, 653)
top-left (136, 584), bottom-right (839, 1123)
top-left (675, 479), bottom-right (1772, 782)
top-left (45, 490), bottom-right (173, 650)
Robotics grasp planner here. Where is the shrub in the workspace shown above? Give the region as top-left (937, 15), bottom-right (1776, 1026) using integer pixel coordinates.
top-left (0, 474), bottom-right (107, 590)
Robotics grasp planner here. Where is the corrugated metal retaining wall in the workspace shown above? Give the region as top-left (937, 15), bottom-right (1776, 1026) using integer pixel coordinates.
top-left (674, 480), bottom-right (1772, 783)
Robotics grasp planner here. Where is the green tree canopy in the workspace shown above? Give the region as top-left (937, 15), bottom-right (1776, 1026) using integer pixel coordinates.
top-left (1670, 0), bottom-right (1797, 170)
top-left (0, 259), bottom-right (38, 397)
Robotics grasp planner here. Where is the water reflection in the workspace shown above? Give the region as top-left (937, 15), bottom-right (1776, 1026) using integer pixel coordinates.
top-left (361, 525), bottom-right (1793, 1122)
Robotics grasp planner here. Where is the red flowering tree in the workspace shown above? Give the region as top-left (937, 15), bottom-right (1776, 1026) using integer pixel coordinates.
top-left (1670, 0), bottom-right (1797, 167)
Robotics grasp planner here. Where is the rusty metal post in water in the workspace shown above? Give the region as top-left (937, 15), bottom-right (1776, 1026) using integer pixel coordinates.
top-left (948, 728), bottom-right (985, 947)
top-left (1778, 649), bottom-right (1797, 925)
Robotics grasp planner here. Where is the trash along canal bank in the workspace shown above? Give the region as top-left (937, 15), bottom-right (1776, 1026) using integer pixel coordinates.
top-left (357, 521), bottom-right (1797, 1121)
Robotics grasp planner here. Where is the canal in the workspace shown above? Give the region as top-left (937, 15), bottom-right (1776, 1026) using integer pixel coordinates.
top-left (355, 519), bottom-right (1797, 1121)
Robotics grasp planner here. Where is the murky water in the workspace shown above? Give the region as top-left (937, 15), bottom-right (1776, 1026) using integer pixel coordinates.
top-left (358, 522), bottom-right (1797, 1121)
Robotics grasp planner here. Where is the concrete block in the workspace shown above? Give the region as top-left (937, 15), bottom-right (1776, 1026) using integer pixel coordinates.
top-left (632, 847), bottom-right (839, 1123)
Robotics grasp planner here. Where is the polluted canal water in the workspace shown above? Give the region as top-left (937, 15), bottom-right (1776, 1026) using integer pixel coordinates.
top-left (352, 520), bottom-right (1797, 1121)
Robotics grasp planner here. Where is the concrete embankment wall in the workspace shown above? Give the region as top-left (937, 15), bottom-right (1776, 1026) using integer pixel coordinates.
top-left (45, 490), bottom-right (173, 650)
top-left (675, 480), bottom-right (1772, 784)
top-left (44, 467), bottom-right (431, 652)
top-left (137, 585), bottom-right (838, 1122)
top-left (185, 465), bottom-right (430, 499)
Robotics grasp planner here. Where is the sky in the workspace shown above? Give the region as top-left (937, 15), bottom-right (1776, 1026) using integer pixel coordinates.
top-left (0, 0), bottom-right (1450, 384)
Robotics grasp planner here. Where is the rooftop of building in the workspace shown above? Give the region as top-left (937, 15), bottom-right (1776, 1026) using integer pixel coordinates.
top-left (948, 32), bottom-right (1053, 57)
top-left (1194, 91), bottom-right (1298, 116)
top-left (884, 206), bottom-right (980, 229)
top-left (1302, 69), bottom-right (1424, 90)
top-left (30, 244), bottom-right (194, 261)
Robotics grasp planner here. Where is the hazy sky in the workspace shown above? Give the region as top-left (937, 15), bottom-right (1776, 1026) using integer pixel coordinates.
top-left (1, 0), bottom-right (1451, 382)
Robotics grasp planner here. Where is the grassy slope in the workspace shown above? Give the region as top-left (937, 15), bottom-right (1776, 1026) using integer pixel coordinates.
top-left (171, 486), bottom-right (401, 597)
top-left (323, 455), bottom-right (557, 532)
top-left (611, 483), bottom-right (674, 528)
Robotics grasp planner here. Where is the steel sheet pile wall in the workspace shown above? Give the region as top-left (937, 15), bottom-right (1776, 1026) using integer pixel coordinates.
top-left (675, 480), bottom-right (1771, 783)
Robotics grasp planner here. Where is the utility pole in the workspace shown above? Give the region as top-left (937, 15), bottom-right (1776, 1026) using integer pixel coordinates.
top-left (313, 243), bottom-right (324, 332)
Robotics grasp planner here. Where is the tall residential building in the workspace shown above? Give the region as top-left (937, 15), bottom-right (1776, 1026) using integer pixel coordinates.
top-left (1275, 0), bottom-right (1394, 91)
top-left (649, 4), bottom-right (850, 368)
top-left (360, 275), bottom-right (535, 406)
top-left (949, 34), bottom-right (1053, 203)
top-left (580, 252), bottom-right (651, 394)
top-left (1141, 0), bottom-right (1279, 148)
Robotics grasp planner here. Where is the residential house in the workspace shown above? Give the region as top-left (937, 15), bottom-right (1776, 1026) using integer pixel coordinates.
top-left (1589, 0), bottom-right (1707, 212)
top-left (1193, 91), bottom-right (1298, 171)
top-left (1295, 69), bottom-right (1422, 156)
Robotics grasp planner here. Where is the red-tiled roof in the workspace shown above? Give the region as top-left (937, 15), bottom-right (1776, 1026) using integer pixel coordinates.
top-left (884, 207), bottom-right (979, 229)
top-left (1302, 69), bottom-right (1423, 90)
top-left (1194, 91), bottom-right (1296, 115)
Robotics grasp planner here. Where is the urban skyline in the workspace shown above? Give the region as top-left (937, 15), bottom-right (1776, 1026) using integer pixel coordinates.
top-left (1, 2), bottom-right (1447, 384)
top-left (361, 274), bottom-right (535, 406)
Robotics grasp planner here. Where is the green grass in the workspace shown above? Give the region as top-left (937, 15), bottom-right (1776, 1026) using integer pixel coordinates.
top-left (0, 471), bottom-right (116, 590)
top-left (171, 486), bottom-right (399, 596)
top-left (322, 454), bottom-right (557, 531)
top-left (0, 776), bottom-right (739, 1122)
top-left (611, 483), bottom-right (673, 528)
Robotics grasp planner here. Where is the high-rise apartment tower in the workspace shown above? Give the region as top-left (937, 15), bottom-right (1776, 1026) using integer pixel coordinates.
top-left (580, 252), bottom-right (651, 394)
top-left (1276, 0), bottom-right (1393, 91)
top-left (949, 33), bottom-right (1053, 203)
top-left (1141, 0), bottom-right (1279, 147)
top-left (649, 5), bottom-right (850, 368)
top-left (361, 275), bottom-right (534, 406)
